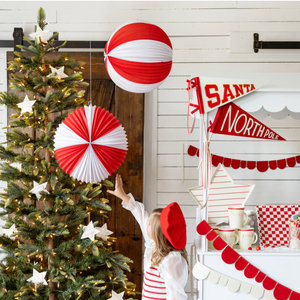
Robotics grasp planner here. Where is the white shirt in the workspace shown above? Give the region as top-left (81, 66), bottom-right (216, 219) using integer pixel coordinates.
top-left (122, 194), bottom-right (188, 300)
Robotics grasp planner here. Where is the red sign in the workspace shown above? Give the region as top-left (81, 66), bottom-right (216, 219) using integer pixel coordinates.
top-left (210, 102), bottom-right (285, 141)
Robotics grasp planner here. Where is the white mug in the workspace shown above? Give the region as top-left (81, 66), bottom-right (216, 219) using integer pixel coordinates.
top-left (218, 227), bottom-right (239, 248)
top-left (208, 226), bottom-right (219, 250)
top-left (238, 228), bottom-right (258, 250)
top-left (228, 207), bottom-right (249, 229)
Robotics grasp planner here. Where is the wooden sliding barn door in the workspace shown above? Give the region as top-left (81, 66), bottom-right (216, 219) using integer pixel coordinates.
top-left (7, 52), bottom-right (144, 298)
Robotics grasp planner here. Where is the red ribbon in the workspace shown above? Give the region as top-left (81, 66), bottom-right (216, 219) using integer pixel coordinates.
top-left (186, 77), bottom-right (205, 134)
top-left (187, 79), bottom-right (196, 134)
top-left (207, 120), bottom-right (213, 132)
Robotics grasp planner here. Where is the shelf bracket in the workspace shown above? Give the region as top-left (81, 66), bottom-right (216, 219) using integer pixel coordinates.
top-left (254, 33), bottom-right (300, 53)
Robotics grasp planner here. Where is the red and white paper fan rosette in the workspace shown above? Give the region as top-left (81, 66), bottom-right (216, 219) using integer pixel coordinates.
top-left (54, 105), bottom-right (128, 183)
top-left (104, 21), bottom-right (173, 93)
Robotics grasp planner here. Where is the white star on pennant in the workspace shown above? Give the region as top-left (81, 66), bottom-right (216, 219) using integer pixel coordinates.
top-left (95, 223), bottom-right (113, 241)
top-left (17, 95), bottom-right (36, 114)
top-left (27, 269), bottom-right (48, 285)
top-left (2, 224), bottom-right (17, 239)
top-left (29, 181), bottom-right (49, 200)
top-left (29, 26), bottom-right (49, 44)
top-left (108, 291), bottom-right (124, 300)
top-left (81, 221), bottom-right (100, 241)
top-left (47, 66), bottom-right (68, 80)
top-left (188, 163), bottom-right (255, 225)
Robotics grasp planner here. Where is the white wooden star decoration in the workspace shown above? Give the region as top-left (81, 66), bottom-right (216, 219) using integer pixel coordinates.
top-left (27, 269), bottom-right (48, 285)
top-left (108, 291), bottom-right (124, 300)
top-left (188, 163), bottom-right (255, 225)
top-left (17, 95), bottom-right (36, 114)
top-left (29, 26), bottom-right (49, 44)
top-left (11, 162), bottom-right (22, 171)
top-left (95, 223), bottom-right (113, 241)
top-left (47, 66), bottom-right (68, 80)
top-left (2, 224), bottom-right (17, 239)
top-left (81, 221), bottom-right (100, 241)
top-left (29, 181), bottom-right (49, 200)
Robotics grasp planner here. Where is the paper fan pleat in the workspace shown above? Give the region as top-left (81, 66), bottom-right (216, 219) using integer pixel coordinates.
top-left (105, 58), bottom-right (164, 93)
top-left (55, 144), bottom-right (89, 174)
top-left (71, 145), bottom-right (110, 183)
top-left (63, 107), bottom-right (89, 141)
top-left (106, 22), bottom-right (172, 52)
top-left (84, 105), bottom-right (96, 141)
top-left (54, 123), bottom-right (89, 150)
top-left (109, 40), bottom-right (172, 62)
top-left (92, 145), bottom-right (127, 175)
top-left (108, 56), bottom-right (172, 84)
top-left (93, 126), bottom-right (128, 149)
top-left (91, 109), bottom-right (121, 141)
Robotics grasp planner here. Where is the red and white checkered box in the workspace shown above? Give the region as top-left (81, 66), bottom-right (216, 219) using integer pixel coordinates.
top-left (256, 205), bottom-right (300, 247)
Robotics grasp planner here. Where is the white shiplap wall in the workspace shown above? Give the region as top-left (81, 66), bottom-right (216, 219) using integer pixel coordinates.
top-left (1, 2), bottom-right (300, 298)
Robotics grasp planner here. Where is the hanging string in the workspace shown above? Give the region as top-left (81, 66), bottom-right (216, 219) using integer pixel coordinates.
top-left (89, 31), bottom-right (92, 106)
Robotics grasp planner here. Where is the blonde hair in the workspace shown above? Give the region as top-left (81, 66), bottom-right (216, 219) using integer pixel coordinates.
top-left (150, 208), bottom-right (188, 267)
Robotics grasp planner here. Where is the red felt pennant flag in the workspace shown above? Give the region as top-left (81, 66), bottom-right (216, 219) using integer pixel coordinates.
top-left (196, 220), bottom-right (212, 236)
top-left (209, 102), bottom-right (285, 141)
top-left (235, 257), bottom-right (248, 271)
top-left (206, 229), bottom-right (218, 241)
top-left (187, 76), bottom-right (262, 116)
top-left (255, 271), bottom-right (266, 283)
top-left (213, 237), bottom-right (228, 251)
top-left (263, 277), bottom-right (277, 290)
top-left (244, 264), bottom-right (259, 279)
top-left (273, 284), bottom-right (292, 300)
top-left (290, 291), bottom-right (300, 300)
top-left (221, 246), bottom-right (240, 264)
top-left (187, 145), bottom-right (199, 157)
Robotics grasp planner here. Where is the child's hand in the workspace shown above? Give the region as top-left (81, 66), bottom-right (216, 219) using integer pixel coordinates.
top-left (107, 174), bottom-right (130, 204)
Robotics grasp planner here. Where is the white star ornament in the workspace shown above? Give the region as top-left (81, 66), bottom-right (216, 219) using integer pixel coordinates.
top-left (27, 269), bottom-right (48, 285)
top-left (29, 181), bottom-right (49, 200)
top-left (188, 163), bottom-right (255, 225)
top-left (81, 221), bottom-right (100, 241)
top-left (2, 224), bottom-right (17, 239)
top-left (47, 66), bottom-right (68, 80)
top-left (95, 223), bottom-right (113, 241)
top-left (29, 26), bottom-right (49, 44)
top-left (108, 291), bottom-right (124, 300)
top-left (11, 162), bottom-right (22, 171)
top-left (17, 95), bottom-right (36, 114)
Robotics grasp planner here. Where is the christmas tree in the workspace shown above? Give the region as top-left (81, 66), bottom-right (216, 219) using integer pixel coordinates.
top-left (0, 8), bottom-right (136, 300)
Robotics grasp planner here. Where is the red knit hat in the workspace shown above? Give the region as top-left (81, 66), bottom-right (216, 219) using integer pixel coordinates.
top-left (160, 202), bottom-right (187, 249)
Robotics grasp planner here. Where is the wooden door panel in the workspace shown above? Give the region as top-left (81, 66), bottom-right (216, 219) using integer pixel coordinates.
top-left (114, 86), bottom-right (144, 293)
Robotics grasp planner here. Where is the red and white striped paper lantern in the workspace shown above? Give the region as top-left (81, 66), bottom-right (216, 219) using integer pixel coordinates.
top-left (104, 21), bottom-right (173, 93)
top-left (54, 105), bottom-right (127, 184)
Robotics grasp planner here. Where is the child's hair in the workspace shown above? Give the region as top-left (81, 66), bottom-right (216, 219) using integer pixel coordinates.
top-left (150, 208), bottom-right (189, 267)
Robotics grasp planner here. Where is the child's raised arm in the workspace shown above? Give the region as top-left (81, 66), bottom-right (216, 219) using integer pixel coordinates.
top-left (107, 174), bottom-right (130, 205)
